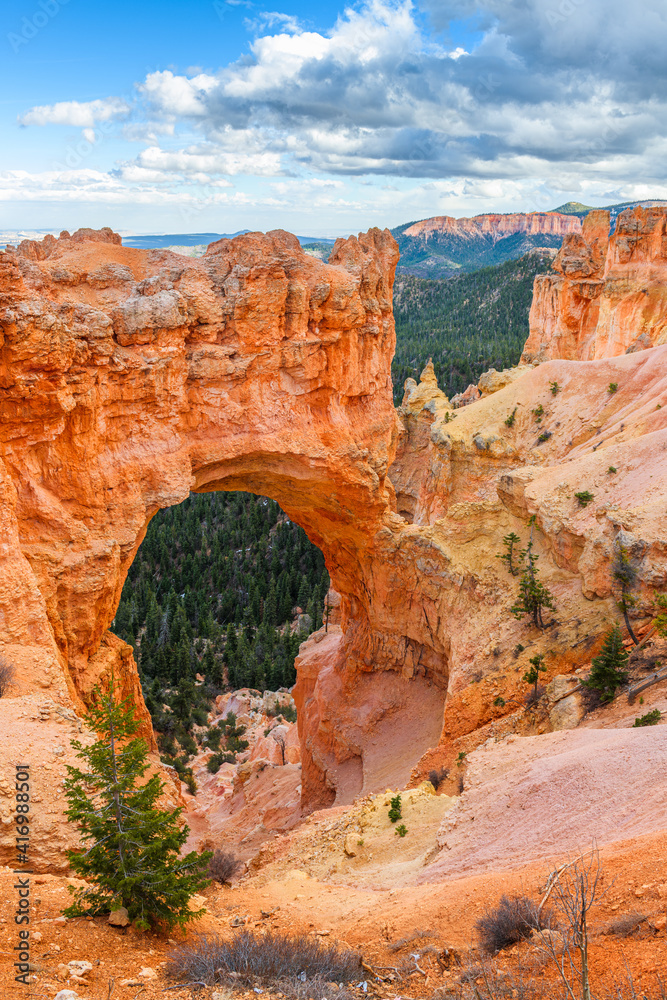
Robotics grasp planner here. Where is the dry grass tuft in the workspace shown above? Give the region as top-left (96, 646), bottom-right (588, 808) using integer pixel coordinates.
top-left (602, 912), bottom-right (647, 937)
top-left (208, 849), bottom-right (243, 885)
top-left (0, 656), bottom-right (15, 698)
top-left (166, 930), bottom-right (362, 992)
top-left (476, 895), bottom-right (544, 954)
top-left (388, 928), bottom-right (435, 952)
top-left (428, 767), bottom-right (449, 790)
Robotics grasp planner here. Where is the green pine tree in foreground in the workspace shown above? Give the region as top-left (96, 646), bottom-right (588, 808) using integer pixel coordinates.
top-left (581, 624), bottom-right (629, 703)
top-left (63, 682), bottom-right (211, 930)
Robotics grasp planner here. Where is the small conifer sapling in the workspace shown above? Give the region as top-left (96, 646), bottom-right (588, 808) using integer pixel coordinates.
top-left (653, 594), bottom-right (667, 638)
top-left (581, 624), bottom-right (629, 703)
top-left (63, 682), bottom-right (211, 930)
top-left (510, 524), bottom-right (556, 629)
top-left (388, 794), bottom-right (402, 823)
top-left (523, 653), bottom-right (546, 701)
top-left (497, 532), bottom-right (522, 576)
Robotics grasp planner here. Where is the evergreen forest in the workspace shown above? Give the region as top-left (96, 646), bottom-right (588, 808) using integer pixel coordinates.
top-left (392, 251), bottom-right (554, 402)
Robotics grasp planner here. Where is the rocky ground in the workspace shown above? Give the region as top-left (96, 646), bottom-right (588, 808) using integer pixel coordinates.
top-left (2, 663), bottom-right (667, 999)
top-left (2, 818), bottom-right (666, 998)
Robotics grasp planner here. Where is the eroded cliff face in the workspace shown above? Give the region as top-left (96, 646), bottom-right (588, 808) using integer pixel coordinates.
top-left (523, 206), bottom-right (667, 361)
top-left (404, 212), bottom-right (581, 242)
top-left (1, 222), bottom-right (667, 871)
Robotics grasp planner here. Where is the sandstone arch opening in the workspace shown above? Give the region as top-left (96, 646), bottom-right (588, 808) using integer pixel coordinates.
top-left (111, 486), bottom-right (327, 768)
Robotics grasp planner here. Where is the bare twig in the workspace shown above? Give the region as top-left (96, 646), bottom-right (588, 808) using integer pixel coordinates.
top-left (539, 845), bottom-right (605, 1000)
top-left (537, 854), bottom-right (584, 919)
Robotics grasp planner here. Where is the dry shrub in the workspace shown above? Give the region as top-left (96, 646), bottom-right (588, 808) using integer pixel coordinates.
top-left (280, 975), bottom-right (356, 1000)
top-left (0, 656), bottom-right (14, 698)
top-left (428, 767), bottom-right (449, 790)
top-left (476, 895), bottom-right (543, 954)
top-left (208, 849), bottom-right (243, 885)
top-left (602, 912), bottom-right (647, 937)
top-left (166, 930), bottom-right (361, 990)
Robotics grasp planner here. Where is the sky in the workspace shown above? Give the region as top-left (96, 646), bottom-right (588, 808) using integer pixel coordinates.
top-left (1, 0), bottom-right (666, 236)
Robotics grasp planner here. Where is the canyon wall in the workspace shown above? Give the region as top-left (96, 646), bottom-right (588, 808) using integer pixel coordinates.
top-left (403, 212), bottom-right (582, 242)
top-left (523, 206), bottom-right (667, 361)
top-left (1, 214), bottom-right (667, 871)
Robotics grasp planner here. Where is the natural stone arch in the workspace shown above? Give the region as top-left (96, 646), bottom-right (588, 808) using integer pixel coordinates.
top-left (0, 226), bottom-right (447, 810)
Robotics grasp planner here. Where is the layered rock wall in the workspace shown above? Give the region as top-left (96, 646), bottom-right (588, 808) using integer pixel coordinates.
top-left (404, 212), bottom-right (581, 242)
top-left (523, 206), bottom-right (667, 361)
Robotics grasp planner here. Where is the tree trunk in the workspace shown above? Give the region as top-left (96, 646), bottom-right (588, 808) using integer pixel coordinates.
top-left (580, 877), bottom-right (591, 1000)
top-left (622, 592), bottom-right (639, 645)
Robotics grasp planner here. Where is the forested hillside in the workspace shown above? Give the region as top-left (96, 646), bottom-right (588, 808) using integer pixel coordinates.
top-left (392, 251), bottom-right (554, 402)
top-left (392, 224), bottom-right (561, 279)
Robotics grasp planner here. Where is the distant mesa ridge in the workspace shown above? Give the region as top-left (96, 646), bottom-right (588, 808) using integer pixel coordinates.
top-left (403, 211), bottom-right (582, 242)
top-left (391, 199), bottom-right (667, 278)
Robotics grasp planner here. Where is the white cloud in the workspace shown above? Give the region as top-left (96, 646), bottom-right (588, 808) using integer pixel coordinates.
top-left (131, 143), bottom-right (282, 177)
top-left (245, 11), bottom-right (302, 34)
top-left (0, 168), bottom-right (236, 206)
top-left (11, 0), bottom-right (667, 226)
top-left (138, 70), bottom-right (218, 118)
top-left (19, 97), bottom-right (130, 128)
top-left (114, 0), bottom-right (667, 187)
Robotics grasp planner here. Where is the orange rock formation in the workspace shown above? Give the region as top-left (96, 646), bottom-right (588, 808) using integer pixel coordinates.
top-left (1, 221), bottom-right (667, 872)
top-left (523, 206), bottom-right (667, 361)
top-left (404, 211), bottom-right (581, 241)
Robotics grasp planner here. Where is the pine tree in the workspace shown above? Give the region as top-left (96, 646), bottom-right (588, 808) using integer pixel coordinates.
top-left (613, 544), bottom-right (639, 645)
top-left (201, 645), bottom-right (217, 685)
top-left (510, 529), bottom-right (556, 629)
top-left (145, 594), bottom-right (161, 644)
top-left (497, 532), bottom-right (521, 576)
top-left (523, 652), bottom-right (546, 700)
top-left (297, 576), bottom-right (310, 611)
top-left (582, 624), bottom-right (629, 703)
top-left (63, 683), bottom-right (211, 930)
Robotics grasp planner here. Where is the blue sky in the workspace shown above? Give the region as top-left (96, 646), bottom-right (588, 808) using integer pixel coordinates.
top-left (1, 0), bottom-right (666, 236)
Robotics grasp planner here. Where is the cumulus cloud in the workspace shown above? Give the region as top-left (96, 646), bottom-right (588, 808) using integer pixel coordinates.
top-left (129, 143), bottom-right (282, 177)
top-left (14, 0), bottom-right (667, 205)
top-left (138, 71), bottom-right (218, 117)
top-left (118, 0), bottom-right (667, 186)
top-left (19, 97), bottom-right (130, 128)
top-left (0, 167), bottom-right (238, 206)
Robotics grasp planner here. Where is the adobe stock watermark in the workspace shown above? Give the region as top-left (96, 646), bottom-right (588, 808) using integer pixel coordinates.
top-left (545, 0), bottom-right (587, 28)
top-left (13, 763), bottom-right (32, 987)
top-left (7, 0), bottom-right (73, 54)
top-left (213, 0), bottom-right (252, 24)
